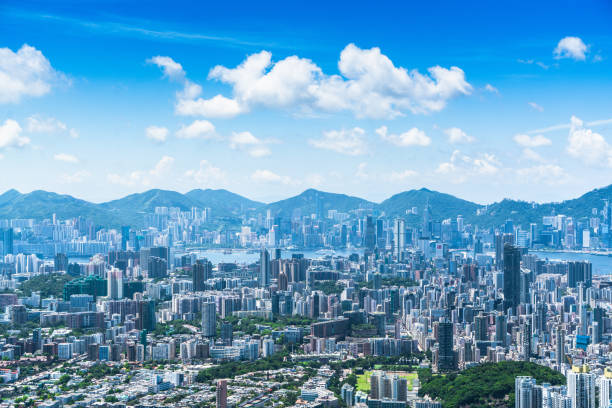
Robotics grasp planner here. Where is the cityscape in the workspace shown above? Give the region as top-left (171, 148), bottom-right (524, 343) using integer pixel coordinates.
top-left (1, 1), bottom-right (612, 408)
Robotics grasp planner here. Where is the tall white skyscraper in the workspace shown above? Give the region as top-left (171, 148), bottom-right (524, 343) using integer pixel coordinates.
top-left (107, 267), bottom-right (123, 300)
top-left (393, 219), bottom-right (405, 258)
top-left (567, 369), bottom-right (595, 408)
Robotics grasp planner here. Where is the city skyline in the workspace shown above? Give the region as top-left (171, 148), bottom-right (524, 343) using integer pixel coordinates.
top-left (1, 1), bottom-right (612, 204)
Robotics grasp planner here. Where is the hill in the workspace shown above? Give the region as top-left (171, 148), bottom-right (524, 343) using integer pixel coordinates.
top-left (379, 188), bottom-right (482, 221)
top-left (186, 189), bottom-right (264, 216)
top-left (418, 361), bottom-right (565, 408)
top-left (265, 189), bottom-right (375, 218)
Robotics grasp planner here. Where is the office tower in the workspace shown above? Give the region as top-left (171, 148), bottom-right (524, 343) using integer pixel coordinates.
top-left (568, 261), bottom-right (593, 288)
top-left (474, 313), bottom-right (488, 342)
top-left (495, 313), bottom-right (507, 346)
top-left (364, 216), bottom-right (376, 250)
top-left (107, 268), bottom-right (123, 300)
top-left (193, 259), bottom-right (212, 292)
top-left (376, 218), bottom-right (385, 248)
top-left (515, 376), bottom-right (536, 408)
top-left (54, 253), bottom-right (69, 272)
top-left (278, 271), bottom-right (288, 291)
top-left (202, 301), bottom-right (216, 338)
top-left (437, 319), bottom-right (455, 371)
top-left (567, 369), bottom-right (595, 408)
top-left (259, 249), bottom-right (270, 288)
top-left (138, 299), bottom-right (157, 331)
top-left (148, 256), bottom-right (168, 279)
top-left (1, 228), bottom-right (13, 256)
top-left (216, 379), bottom-right (227, 408)
top-left (529, 223), bottom-right (537, 248)
top-left (522, 320), bottom-right (532, 360)
top-left (221, 322), bottom-right (233, 346)
top-left (556, 326), bottom-right (565, 366)
top-left (503, 244), bottom-right (521, 311)
top-left (121, 226), bottom-right (130, 250)
top-left (423, 202), bottom-right (432, 238)
top-left (393, 219), bottom-right (405, 258)
top-left (341, 384), bottom-right (355, 407)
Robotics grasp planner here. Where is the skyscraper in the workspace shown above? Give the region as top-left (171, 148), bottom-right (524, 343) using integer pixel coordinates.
top-left (107, 268), bottom-right (123, 300)
top-left (364, 216), bottom-right (376, 250)
top-left (202, 301), bottom-right (216, 338)
top-left (503, 244), bottom-right (521, 311)
top-left (259, 249), bottom-right (270, 288)
top-left (393, 219), bottom-right (405, 258)
top-left (567, 368), bottom-right (595, 408)
top-left (193, 259), bottom-right (212, 292)
top-left (437, 319), bottom-right (455, 371)
top-left (515, 376), bottom-right (536, 408)
top-left (216, 379), bottom-right (227, 408)
top-left (556, 326), bottom-right (565, 366)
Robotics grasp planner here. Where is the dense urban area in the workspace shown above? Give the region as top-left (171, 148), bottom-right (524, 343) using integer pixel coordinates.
top-left (0, 187), bottom-right (609, 408)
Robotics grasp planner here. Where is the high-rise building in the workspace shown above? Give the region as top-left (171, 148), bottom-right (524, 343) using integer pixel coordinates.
top-left (259, 249), bottom-right (270, 288)
top-left (556, 326), bottom-right (565, 367)
top-left (107, 268), bottom-right (123, 300)
top-left (202, 301), bottom-right (216, 338)
top-left (437, 319), bottom-right (455, 371)
top-left (1, 228), bottom-right (13, 256)
top-left (216, 379), bottom-right (227, 408)
top-left (515, 376), bottom-right (536, 408)
top-left (364, 216), bottom-right (376, 251)
top-left (567, 261), bottom-right (592, 288)
top-left (193, 259), bottom-right (212, 292)
top-left (567, 368), bottom-right (595, 408)
top-left (503, 244), bottom-right (521, 311)
top-left (393, 219), bottom-right (405, 258)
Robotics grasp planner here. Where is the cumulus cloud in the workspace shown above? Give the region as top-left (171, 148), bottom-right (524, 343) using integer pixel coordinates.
top-left (554, 36), bottom-right (588, 61)
top-left (0, 44), bottom-right (66, 104)
top-left (445, 127), bottom-right (475, 144)
top-left (0, 119), bottom-right (30, 150)
top-left (175, 120), bottom-right (217, 139)
top-left (309, 127), bottom-right (367, 155)
top-left (53, 153), bottom-right (79, 163)
top-left (152, 43), bottom-right (472, 119)
top-left (145, 126), bottom-right (169, 142)
top-left (26, 116), bottom-right (67, 133)
top-left (184, 160), bottom-right (226, 184)
top-left (107, 156), bottom-right (175, 186)
top-left (436, 150), bottom-right (500, 182)
top-left (513, 134), bottom-right (552, 147)
top-left (566, 116), bottom-right (612, 166)
top-left (147, 56), bottom-right (185, 81)
top-left (516, 165), bottom-right (568, 185)
top-left (528, 102), bottom-right (544, 112)
top-left (376, 126), bottom-right (430, 147)
top-left (250, 169), bottom-right (292, 184)
top-left (229, 131), bottom-right (271, 157)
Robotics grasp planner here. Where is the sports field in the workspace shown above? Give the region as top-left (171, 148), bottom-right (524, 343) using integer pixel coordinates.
top-left (355, 371), bottom-right (418, 392)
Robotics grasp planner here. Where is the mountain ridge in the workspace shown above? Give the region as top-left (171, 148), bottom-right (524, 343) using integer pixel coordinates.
top-left (0, 184), bottom-right (609, 228)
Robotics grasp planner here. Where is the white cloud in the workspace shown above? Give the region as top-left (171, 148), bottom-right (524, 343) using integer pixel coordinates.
top-left (376, 126), bottom-right (430, 147)
top-left (154, 43), bottom-right (472, 119)
top-left (554, 36), bottom-right (588, 61)
top-left (522, 148), bottom-right (545, 162)
top-left (250, 169), bottom-right (292, 184)
top-left (53, 153), bottom-right (79, 163)
top-left (61, 170), bottom-right (91, 184)
top-left (387, 169), bottom-right (418, 182)
top-left (516, 165), bottom-right (568, 185)
top-left (484, 84), bottom-right (499, 94)
top-left (528, 102), bottom-right (544, 112)
top-left (436, 150), bottom-right (500, 182)
top-left (107, 156), bottom-right (175, 186)
top-left (69, 129), bottom-right (79, 139)
top-left (229, 131), bottom-right (271, 157)
top-left (147, 56), bottom-right (185, 81)
top-left (184, 160), bottom-right (226, 184)
top-left (445, 127), bottom-right (475, 144)
top-left (566, 115), bottom-right (612, 166)
top-left (0, 44), bottom-right (65, 104)
top-left (145, 126), bottom-right (169, 142)
top-left (355, 162), bottom-right (370, 180)
top-left (0, 119), bottom-right (30, 150)
top-left (175, 120), bottom-right (216, 139)
top-left (309, 127), bottom-right (367, 155)
top-left (513, 133), bottom-right (552, 147)
top-left (26, 115), bottom-right (67, 133)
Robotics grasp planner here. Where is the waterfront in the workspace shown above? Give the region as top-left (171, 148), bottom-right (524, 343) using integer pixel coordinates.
top-left (532, 250), bottom-right (612, 275)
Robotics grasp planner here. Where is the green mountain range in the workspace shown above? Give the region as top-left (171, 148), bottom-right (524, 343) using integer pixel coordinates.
top-left (0, 184), bottom-right (610, 229)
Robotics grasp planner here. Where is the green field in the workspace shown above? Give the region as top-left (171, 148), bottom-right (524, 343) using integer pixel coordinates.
top-left (356, 371), bottom-right (418, 392)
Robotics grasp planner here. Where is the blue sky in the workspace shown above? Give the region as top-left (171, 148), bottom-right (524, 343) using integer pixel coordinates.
top-left (1, 0), bottom-right (612, 204)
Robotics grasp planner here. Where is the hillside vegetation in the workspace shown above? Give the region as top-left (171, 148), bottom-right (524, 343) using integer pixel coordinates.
top-left (418, 361), bottom-right (565, 408)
